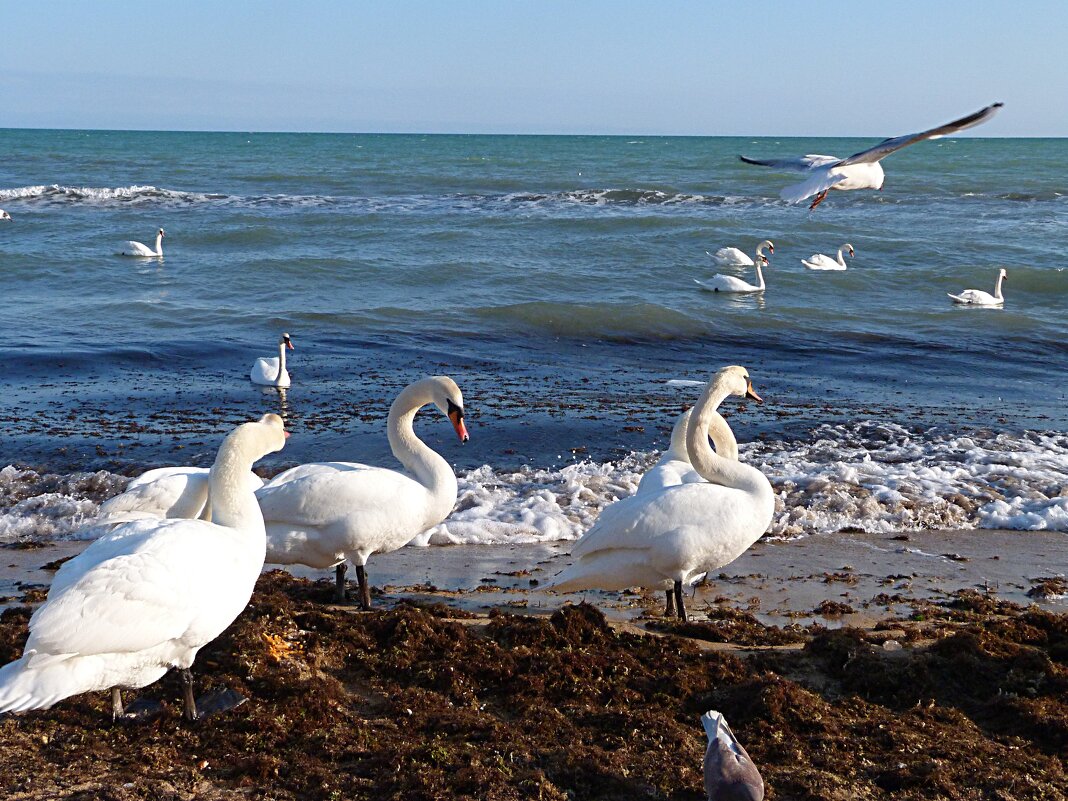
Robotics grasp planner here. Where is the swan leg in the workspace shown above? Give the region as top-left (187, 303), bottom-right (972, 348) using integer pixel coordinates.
top-left (664, 590), bottom-right (676, 617)
top-left (180, 668), bottom-right (199, 722)
top-left (673, 580), bottom-right (687, 621)
top-left (334, 562), bottom-right (348, 602)
top-left (809, 190), bottom-right (828, 210)
top-left (355, 564), bottom-right (372, 611)
top-left (111, 687), bottom-right (124, 720)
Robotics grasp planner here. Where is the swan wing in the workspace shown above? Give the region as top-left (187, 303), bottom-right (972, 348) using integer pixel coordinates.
top-left (739, 154), bottom-right (840, 172)
top-left (27, 519), bottom-right (246, 660)
top-left (257, 465), bottom-right (422, 528)
top-left (121, 240), bottom-right (154, 256)
top-left (250, 357), bottom-right (280, 383)
top-left (838, 102), bottom-right (1003, 166)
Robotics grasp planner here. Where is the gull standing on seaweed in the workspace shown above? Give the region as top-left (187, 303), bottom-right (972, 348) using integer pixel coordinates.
top-left (702, 710), bottom-right (764, 800)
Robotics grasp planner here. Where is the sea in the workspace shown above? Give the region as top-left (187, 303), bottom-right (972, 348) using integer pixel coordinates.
top-left (1, 129), bottom-right (1066, 548)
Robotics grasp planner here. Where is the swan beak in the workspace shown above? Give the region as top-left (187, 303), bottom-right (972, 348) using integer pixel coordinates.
top-left (449, 409), bottom-right (470, 443)
top-left (768, 244), bottom-right (774, 254)
top-left (283, 430), bottom-right (291, 439)
top-left (745, 381), bottom-right (763, 403)
top-left (286, 341), bottom-right (295, 350)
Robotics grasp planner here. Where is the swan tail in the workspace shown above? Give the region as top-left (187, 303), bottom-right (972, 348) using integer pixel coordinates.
top-left (0, 654), bottom-right (80, 713)
top-left (542, 549), bottom-right (664, 593)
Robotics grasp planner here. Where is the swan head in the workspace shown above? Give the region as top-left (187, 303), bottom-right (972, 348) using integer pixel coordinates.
top-left (759, 254), bottom-right (770, 266)
top-left (281, 332), bottom-right (294, 350)
top-left (428, 376), bottom-right (470, 443)
top-left (158, 228), bottom-right (165, 238)
top-left (221, 413), bottom-right (289, 463)
top-left (845, 244), bottom-right (855, 258)
top-left (999, 268), bottom-right (1008, 280)
top-left (715, 366), bottom-right (763, 404)
top-left (759, 240), bottom-right (774, 255)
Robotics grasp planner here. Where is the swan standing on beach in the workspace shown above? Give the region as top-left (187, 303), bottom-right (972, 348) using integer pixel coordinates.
top-left (96, 466), bottom-right (265, 523)
top-left (0, 415), bottom-right (288, 721)
top-left (257, 376), bottom-right (469, 609)
top-left (802, 243), bottom-right (854, 271)
top-left (740, 102), bottom-right (1003, 209)
top-left (707, 240), bottom-right (774, 267)
top-left (639, 407), bottom-right (739, 616)
top-left (948, 268), bottom-right (1007, 306)
top-left (251, 333), bottom-right (294, 387)
top-left (546, 366), bottom-right (774, 620)
top-left (121, 228), bottom-right (164, 257)
top-left (702, 710), bottom-right (765, 801)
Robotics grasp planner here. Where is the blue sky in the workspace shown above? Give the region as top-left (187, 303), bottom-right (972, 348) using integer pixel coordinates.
top-left (2, 1), bottom-right (1065, 135)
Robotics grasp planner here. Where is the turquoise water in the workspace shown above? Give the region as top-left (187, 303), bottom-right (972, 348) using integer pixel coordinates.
top-left (0, 130), bottom-right (1066, 540)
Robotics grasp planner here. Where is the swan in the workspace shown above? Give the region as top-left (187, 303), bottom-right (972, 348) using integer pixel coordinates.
top-left (121, 228), bottom-right (164, 257)
top-left (740, 102), bottom-right (1003, 209)
top-left (948, 268), bottom-right (1007, 306)
top-left (639, 407), bottom-right (739, 616)
top-left (97, 466), bottom-right (265, 523)
top-left (250, 333), bottom-right (294, 387)
top-left (702, 710), bottom-right (764, 801)
top-left (0, 210), bottom-right (11, 221)
top-left (707, 240), bottom-right (774, 267)
top-left (802, 243), bottom-right (854, 271)
top-left (546, 366), bottom-right (774, 620)
top-left (256, 376), bottom-right (469, 609)
top-left (0, 414), bottom-right (288, 721)
top-left (695, 252), bottom-right (769, 294)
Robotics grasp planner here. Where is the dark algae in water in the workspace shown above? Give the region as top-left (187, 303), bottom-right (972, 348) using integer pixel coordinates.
top-left (0, 572), bottom-right (1065, 800)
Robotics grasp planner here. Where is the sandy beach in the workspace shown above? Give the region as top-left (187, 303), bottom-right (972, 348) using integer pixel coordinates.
top-left (1, 531), bottom-right (1065, 799)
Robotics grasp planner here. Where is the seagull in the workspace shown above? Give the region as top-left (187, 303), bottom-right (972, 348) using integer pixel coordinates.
top-left (740, 103), bottom-right (1003, 209)
top-left (702, 710), bottom-right (764, 801)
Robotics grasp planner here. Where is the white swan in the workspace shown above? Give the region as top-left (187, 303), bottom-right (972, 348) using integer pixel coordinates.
top-left (546, 366), bottom-right (774, 619)
top-left (0, 210), bottom-right (11, 221)
top-left (707, 240), bottom-right (774, 267)
top-left (121, 228), bottom-right (164, 257)
top-left (702, 710), bottom-right (765, 801)
top-left (802, 243), bottom-right (854, 271)
top-left (257, 376), bottom-right (469, 609)
top-left (740, 102), bottom-right (1003, 209)
top-left (0, 414), bottom-right (288, 721)
top-left (948, 268), bottom-right (1007, 306)
top-left (695, 252), bottom-right (769, 294)
top-left (639, 407), bottom-right (739, 616)
top-left (97, 466), bottom-right (265, 523)
top-left (250, 333), bottom-right (294, 387)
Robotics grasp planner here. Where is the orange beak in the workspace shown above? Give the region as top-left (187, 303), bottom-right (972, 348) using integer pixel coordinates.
top-left (449, 410), bottom-right (469, 443)
top-left (286, 342), bottom-right (295, 350)
top-left (745, 380), bottom-right (763, 403)
top-left (283, 430), bottom-right (291, 439)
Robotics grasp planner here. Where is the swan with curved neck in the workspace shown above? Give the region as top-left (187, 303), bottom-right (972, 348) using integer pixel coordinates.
top-left (802, 243), bottom-right (854, 271)
top-left (708, 240), bottom-right (774, 267)
top-left (250, 332), bottom-right (294, 387)
top-left (547, 366), bottom-right (774, 619)
top-left (257, 376), bottom-right (469, 609)
top-left (0, 414), bottom-right (287, 721)
top-left (948, 268), bottom-right (1007, 306)
top-left (121, 228), bottom-right (164, 257)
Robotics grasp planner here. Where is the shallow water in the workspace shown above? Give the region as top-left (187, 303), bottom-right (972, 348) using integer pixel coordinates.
top-left (1, 130), bottom-right (1066, 543)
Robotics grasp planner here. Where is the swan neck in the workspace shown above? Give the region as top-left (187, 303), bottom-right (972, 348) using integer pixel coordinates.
top-left (669, 409), bottom-right (738, 462)
top-left (386, 382), bottom-right (456, 495)
top-left (208, 443), bottom-right (265, 536)
top-left (155, 232), bottom-right (163, 256)
top-left (837, 247), bottom-right (846, 266)
top-left (994, 272), bottom-right (1004, 299)
top-left (276, 341), bottom-right (287, 382)
top-left (754, 261), bottom-right (765, 290)
top-left (685, 382), bottom-right (751, 489)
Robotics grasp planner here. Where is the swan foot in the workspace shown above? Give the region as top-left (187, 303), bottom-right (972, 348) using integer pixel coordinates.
top-left (809, 190), bottom-right (828, 210)
top-left (334, 562), bottom-right (348, 602)
top-left (673, 580), bottom-right (687, 621)
top-left (180, 668), bottom-right (199, 722)
top-left (194, 687), bottom-right (248, 718)
top-left (664, 590), bottom-right (676, 617)
top-left (355, 564), bottom-right (372, 611)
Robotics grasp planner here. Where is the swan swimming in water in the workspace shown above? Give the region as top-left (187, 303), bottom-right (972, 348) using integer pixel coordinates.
top-left (695, 251), bottom-right (770, 294)
top-left (802, 243), bottom-right (854, 271)
top-left (546, 366), bottom-right (774, 620)
top-left (0, 414), bottom-right (288, 721)
top-left (121, 228), bottom-right (164, 257)
top-left (702, 710), bottom-right (765, 800)
top-left (0, 210), bottom-right (11, 221)
top-left (707, 240), bottom-right (774, 267)
top-left (257, 376), bottom-right (469, 609)
top-left (948, 268), bottom-right (1007, 306)
top-left (250, 333), bottom-right (294, 387)
top-left (741, 103), bottom-right (1003, 209)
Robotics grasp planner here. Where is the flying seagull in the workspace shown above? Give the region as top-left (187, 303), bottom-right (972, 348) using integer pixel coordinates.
top-left (740, 102), bottom-right (1003, 209)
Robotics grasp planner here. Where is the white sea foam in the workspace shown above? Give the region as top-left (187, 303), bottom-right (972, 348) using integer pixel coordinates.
top-left (2, 423), bottom-right (1065, 547)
